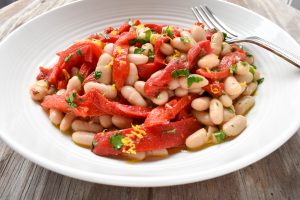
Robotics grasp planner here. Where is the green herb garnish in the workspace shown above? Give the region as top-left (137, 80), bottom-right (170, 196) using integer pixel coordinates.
top-left (226, 106), bottom-right (235, 114)
top-left (187, 75), bottom-right (203, 87)
top-left (251, 64), bottom-right (257, 69)
top-left (246, 52), bottom-right (253, 57)
top-left (94, 71), bottom-right (102, 79)
top-left (180, 36), bottom-right (190, 44)
top-left (257, 77), bottom-right (264, 85)
top-left (64, 53), bottom-right (72, 62)
top-left (99, 32), bottom-right (110, 40)
top-left (129, 38), bottom-right (147, 45)
top-left (145, 29), bottom-right (151, 41)
top-left (214, 130), bottom-right (226, 143)
top-left (76, 49), bottom-right (82, 56)
top-left (109, 132), bottom-right (125, 150)
top-left (171, 68), bottom-right (190, 78)
top-left (148, 49), bottom-right (154, 59)
top-left (65, 92), bottom-right (77, 108)
top-left (77, 73), bottom-right (84, 83)
top-left (229, 65), bottom-right (237, 74)
top-left (249, 65), bottom-right (256, 75)
top-left (222, 32), bottom-right (227, 41)
top-left (134, 48), bottom-right (145, 54)
top-left (162, 26), bottom-right (173, 37)
top-left (162, 129), bottom-right (177, 134)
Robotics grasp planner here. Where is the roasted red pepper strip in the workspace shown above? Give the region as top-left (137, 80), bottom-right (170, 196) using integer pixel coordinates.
top-left (186, 40), bottom-right (212, 68)
top-left (41, 88), bottom-right (151, 118)
top-left (144, 59), bottom-right (186, 97)
top-left (144, 23), bottom-right (165, 33)
top-left (154, 36), bottom-right (169, 66)
top-left (196, 51), bottom-right (246, 80)
top-left (136, 63), bottom-right (163, 80)
top-left (144, 95), bottom-right (194, 126)
top-left (112, 32), bottom-right (137, 89)
top-left (92, 117), bottom-right (200, 155)
top-left (118, 19), bottom-right (140, 34)
top-left (203, 82), bottom-right (224, 97)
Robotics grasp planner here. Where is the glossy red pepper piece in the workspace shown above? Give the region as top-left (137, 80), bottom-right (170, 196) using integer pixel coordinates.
top-left (203, 82), bottom-right (224, 97)
top-left (186, 40), bottom-right (212, 68)
top-left (154, 36), bottom-right (169, 66)
top-left (136, 63), bottom-right (163, 80)
top-left (92, 117), bottom-right (201, 156)
top-left (144, 23), bottom-right (165, 33)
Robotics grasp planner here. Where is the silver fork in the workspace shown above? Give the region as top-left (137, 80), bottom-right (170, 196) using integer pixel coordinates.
top-left (191, 5), bottom-right (300, 69)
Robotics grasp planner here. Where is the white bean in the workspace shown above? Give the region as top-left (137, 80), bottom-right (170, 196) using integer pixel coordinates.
top-left (179, 74), bottom-right (209, 90)
top-left (121, 86), bottom-right (147, 107)
top-left (171, 37), bottom-right (192, 52)
top-left (66, 76), bottom-right (81, 92)
top-left (221, 42), bottom-right (232, 56)
top-left (129, 46), bottom-right (136, 54)
top-left (254, 71), bottom-right (261, 81)
top-left (99, 115), bottom-right (113, 128)
top-left (122, 152), bottom-right (146, 161)
top-left (84, 82), bottom-right (117, 99)
top-left (190, 25), bottom-right (206, 42)
top-left (72, 131), bottom-right (95, 147)
top-left (59, 113), bottom-right (75, 132)
top-left (185, 128), bottom-right (209, 149)
top-left (72, 120), bottom-right (103, 132)
top-left (95, 53), bottom-right (113, 84)
top-left (49, 109), bottom-right (64, 125)
top-left (191, 97), bottom-right (211, 111)
top-left (189, 88), bottom-right (204, 95)
top-left (104, 43), bottom-right (114, 55)
top-left (175, 87), bottom-right (188, 97)
top-left (236, 61), bottom-right (250, 75)
top-left (223, 107), bottom-right (236, 123)
top-left (151, 91), bottom-right (169, 105)
top-left (160, 43), bottom-right (174, 56)
top-left (134, 81), bottom-right (147, 97)
top-left (229, 84), bottom-right (247, 100)
top-left (197, 54), bottom-right (220, 69)
top-left (219, 94), bottom-right (232, 107)
top-left (207, 126), bottom-right (218, 135)
top-left (210, 32), bottom-right (223, 55)
top-left (128, 54), bottom-right (149, 65)
top-left (243, 82), bottom-right (258, 96)
top-left (224, 76), bottom-right (242, 96)
top-left (56, 89), bottom-right (66, 96)
top-left (146, 149), bottom-right (168, 157)
top-left (222, 115), bottom-right (247, 137)
top-left (30, 80), bottom-right (48, 101)
top-left (125, 63), bottom-right (139, 85)
top-left (234, 96), bottom-right (255, 115)
top-left (193, 111), bottom-right (215, 126)
top-left (180, 31), bottom-right (197, 46)
top-left (112, 115), bottom-right (132, 129)
top-left (141, 43), bottom-right (154, 56)
top-left (168, 79), bottom-right (180, 90)
top-left (209, 99), bottom-right (223, 125)
top-left (236, 72), bottom-right (253, 84)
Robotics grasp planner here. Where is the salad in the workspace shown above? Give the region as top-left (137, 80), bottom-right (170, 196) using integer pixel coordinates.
top-left (30, 19), bottom-right (263, 161)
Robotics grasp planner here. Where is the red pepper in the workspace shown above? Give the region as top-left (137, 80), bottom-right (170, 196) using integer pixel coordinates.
top-left (203, 82), bottom-right (224, 97)
top-left (194, 22), bottom-right (205, 28)
top-left (118, 19), bottom-right (141, 34)
top-left (136, 63), bottom-right (163, 80)
top-left (79, 63), bottom-right (94, 78)
top-left (144, 95), bottom-right (194, 126)
top-left (41, 88), bottom-right (151, 118)
top-left (154, 36), bottom-right (169, 66)
top-left (144, 23), bottom-right (165, 33)
top-left (186, 40), bottom-right (212, 68)
top-left (92, 117), bottom-right (201, 156)
top-left (144, 59), bottom-right (186, 97)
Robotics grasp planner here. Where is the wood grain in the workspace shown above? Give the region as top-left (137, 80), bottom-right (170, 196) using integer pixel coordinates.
top-left (0, 0), bottom-right (300, 199)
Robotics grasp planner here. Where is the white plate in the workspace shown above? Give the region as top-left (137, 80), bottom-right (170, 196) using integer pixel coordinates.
top-left (0, 0), bottom-right (300, 187)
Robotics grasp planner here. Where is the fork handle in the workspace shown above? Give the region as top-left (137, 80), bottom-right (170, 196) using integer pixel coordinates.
top-left (227, 36), bottom-right (300, 69)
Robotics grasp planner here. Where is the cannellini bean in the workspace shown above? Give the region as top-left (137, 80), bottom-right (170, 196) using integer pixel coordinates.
top-left (245, 54), bottom-right (254, 64)
top-left (219, 94), bottom-right (232, 107)
top-left (185, 128), bottom-right (209, 149)
top-left (122, 152), bottom-right (146, 161)
top-left (224, 76), bottom-right (242, 96)
top-left (125, 63), bottom-right (139, 85)
top-left (134, 81), bottom-right (146, 97)
top-left (197, 54), bottom-right (220, 69)
top-left (84, 82), bottom-right (117, 99)
top-left (129, 46), bottom-right (136, 54)
top-left (229, 84), bottom-right (247, 100)
top-left (56, 89), bottom-right (66, 96)
top-left (221, 42), bottom-right (232, 56)
top-left (146, 149), bottom-right (168, 157)
top-left (207, 126), bottom-right (218, 135)
top-left (254, 71), bottom-right (261, 81)
top-left (179, 74), bottom-right (209, 89)
top-left (59, 113), bottom-right (75, 132)
top-left (151, 91), bottom-right (169, 105)
top-left (99, 115), bottom-right (113, 128)
top-left (190, 25), bottom-right (206, 42)
top-left (222, 115), bottom-right (247, 137)
top-left (180, 31), bottom-right (197, 46)
top-left (171, 37), bottom-right (192, 52)
top-left (30, 80), bottom-right (48, 101)
top-left (128, 54), bottom-right (149, 65)
top-left (141, 43), bottom-right (154, 55)
top-left (160, 43), bottom-right (174, 56)
top-left (66, 76), bottom-right (81, 92)
top-left (72, 120), bottom-right (103, 132)
top-left (175, 87), bottom-right (188, 97)
top-left (95, 53), bottom-right (113, 84)
top-left (234, 96), bottom-right (255, 115)
top-left (104, 43), bottom-right (114, 55)
top-left (243, 82), bottom-right (258, 96)
top-left (121, 86), bottom-right (147, 107)
top-left (168, 79), bottom-right (180, 90)
top-left (49, 109), bottom-right (64, 125)
top-left (112, 115), bottom-right (132, 129)
top-left (209, 99), bottom-right (223, 125)
top-left (189, 88), bottom-right (204, 95)
top-left (211, 32), bottom-right (223, 55)
top-left (236, 72), bottom-right (253, 84)
top-left (223, 107), bottom-right (236, 123)
top-left (236, 61), bottom-right (250, 75)
top-left (193, 111), bottom-right (215, 126)
top-left (191, 97), bottom-right (211, 111)
top-left (72, 131), bottom-right (95, 147)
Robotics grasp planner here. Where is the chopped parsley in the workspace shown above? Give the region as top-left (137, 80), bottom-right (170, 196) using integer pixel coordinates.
top-left (249, 65), bottom-right (256, 75)
top-left (162, 26), bottom-right (173, 37)
top-left (76, 49), bottom-right (82, 56)
top-left (162, 129), bottom-right (177, 134)
top-left (226, 106), bottom-right (235, 114)
top-left (222, 32), bottom-right (227, 41)
top-left (145, 29), bottom-right (151, 41)
top-left (257, 77), bottom-right (264, 85)
top-left (246, 52), bottom-right (253, 57)
top-left (129, 38), bottom-right (147, 45)
top-left (109, 132), bottom-right (125, 150)
top-left (187, 75), bottom-right (203, 87)
top-left (92, 140), bottom-right (98, 148)
top-left (94, 71), bottom-right (102, 79)
top-left (241, 61), bottom-right (248, 66)
top-left (99, 32), bottom-right (110, 40)
top-left (134, 48), bottom-right (145, 54)
top-left (65, 92), bottom-right (77, 108)
top-left (77, 73), bottom-right (84, 83)
top-left (251, 64), bottom-right (257, 69)
top-left (64, 53), bottom-right (72, 62)
top-left (148, 49), bottom-right (154, 59)
top-left (171, 68), bottom-right (190, 78)
top-left (229, 65), bottom-right (237, 74)
top-left (214, 130), bottom-right (226, 143)
top-left (180, 36), bottom-right (190, 44)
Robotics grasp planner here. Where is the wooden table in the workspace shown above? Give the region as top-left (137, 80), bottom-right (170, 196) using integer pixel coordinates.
top-left (1, 0), bottom-right (300, 199)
